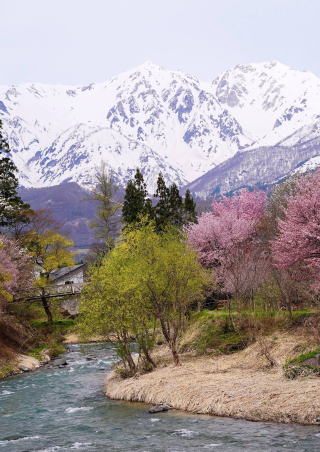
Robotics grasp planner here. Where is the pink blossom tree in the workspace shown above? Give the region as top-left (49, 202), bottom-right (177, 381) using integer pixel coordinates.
top-left (0, 235), bottom-right (34, 307)
top-left (272, 169), bottom-right (320, 291)
top-left (186, 190), bottom-right (268, 302)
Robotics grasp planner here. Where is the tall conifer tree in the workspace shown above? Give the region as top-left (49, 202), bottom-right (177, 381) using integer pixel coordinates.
top-left (168, 183), bottom-right (184, 227)
top-left (184, 189), bottom-right (197, 224)
top-left (154, 172), bottom-right (170, 231)
top-left (122, 168), bottom-right (152, 226)
top-left (0, 120), bottom-right (30, 228)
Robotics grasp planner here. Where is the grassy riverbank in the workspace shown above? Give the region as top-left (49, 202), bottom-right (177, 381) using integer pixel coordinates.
top-left (0, 316), bottom-right (75, 379)
top-left (106, 310), bottom-right (320, 425)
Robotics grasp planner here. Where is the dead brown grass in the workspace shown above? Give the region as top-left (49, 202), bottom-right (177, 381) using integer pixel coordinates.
top-left (106, 332), bottom-right (320, 425)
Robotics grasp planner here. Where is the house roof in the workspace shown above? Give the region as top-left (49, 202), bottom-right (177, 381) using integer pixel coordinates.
top-left (49, 263), bottom-right (86, 281)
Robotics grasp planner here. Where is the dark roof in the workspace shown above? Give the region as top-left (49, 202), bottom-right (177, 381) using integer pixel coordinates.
top-left (49, 263), bottom-right (86, 281)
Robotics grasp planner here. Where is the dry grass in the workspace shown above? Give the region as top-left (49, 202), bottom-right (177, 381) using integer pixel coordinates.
top-left (106, 332), bottom-right (320, 425)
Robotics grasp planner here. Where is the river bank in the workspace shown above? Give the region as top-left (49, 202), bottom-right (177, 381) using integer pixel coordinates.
top-left (0, 331), bottom-right (112, 380)
top-left (106, 332), bottom-right (320, 425)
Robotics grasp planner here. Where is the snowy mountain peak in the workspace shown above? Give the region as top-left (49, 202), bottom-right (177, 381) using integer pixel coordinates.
top-left (1, 61), bottom-right (320, 193)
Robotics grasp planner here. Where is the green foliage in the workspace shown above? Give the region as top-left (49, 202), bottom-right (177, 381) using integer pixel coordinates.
top-left (123, 224), bottom-right (211, 364)
top-left (78, 223), bottom-right (210, 369)
top-left (0, 363), bottom-right (15, 379)
top-left (168, 183), bottom-right (183, 227)
top-left (153, 172), bottom-right (170, 231)
top-left (0, 120), bottom-right (31, 229)
top-left (27, 342), bottom-right (65, 360)
top-left (184, 189), bottom-right (197, 224)
top-left (24, 229), bottom-right (75, 272)
top-left (31, 319), bottom-right (75, 328)
top-left (183, 308), bottom-right (318, 357)
top-left (123, 169), bottom-right (197, 232)
top-left (284, 347), bottom-right (320, 379)
top-left (286, 347), bottom-right (320, 365)
top-left (78, 235), bottom-right (157, 373)
top-left (182, 312), bottom-right (249, 355)
top-left (154, 173), bottom-right (197, 231)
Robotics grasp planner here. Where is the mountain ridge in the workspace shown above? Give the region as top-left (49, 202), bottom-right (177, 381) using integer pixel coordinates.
top-left (2, 60), bottom-right (320, 195)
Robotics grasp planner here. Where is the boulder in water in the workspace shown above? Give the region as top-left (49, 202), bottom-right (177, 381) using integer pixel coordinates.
top-left (52, 358), bottom-right (68, 367)
top-left (86, 355), bottom-right (97, 361)
top-left (148, 404), bottom-right (172, 413)
top-left (18, 365), bottom-right (31, 372)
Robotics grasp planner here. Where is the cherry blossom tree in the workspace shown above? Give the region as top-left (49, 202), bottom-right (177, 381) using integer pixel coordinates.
top-left (0, 235), bottom-right (34, 307)
top-left (186, 190), bottom-right (267, 302)
top-left (272, 169), bottom-right (320, 290)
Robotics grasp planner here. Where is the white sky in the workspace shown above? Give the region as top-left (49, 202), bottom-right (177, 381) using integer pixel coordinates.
top-left (1, 0), bottom-right (320, 85)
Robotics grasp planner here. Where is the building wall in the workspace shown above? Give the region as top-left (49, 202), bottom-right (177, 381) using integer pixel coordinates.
top-left (54, 268), bottom-right (84, 285)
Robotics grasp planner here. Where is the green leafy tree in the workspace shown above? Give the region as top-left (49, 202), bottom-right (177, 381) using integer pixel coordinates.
top-left (79, 223), bottom-right (211, 369)
top-left (0, 120), bottom-right (30, 228)
top-left (79, 240), bottom-right (156, 374)
top-left (122, 168), bottom-right (153, 226)
top-left (122, 224), bottom-right (211, 365)
top-left (25, 229), bottom-right (75, 273)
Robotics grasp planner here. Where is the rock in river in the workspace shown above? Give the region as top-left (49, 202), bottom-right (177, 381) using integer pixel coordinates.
top-left (52, 358), bottom-right (68, 367)
top-left (148, 404), bottom-right (172, 413)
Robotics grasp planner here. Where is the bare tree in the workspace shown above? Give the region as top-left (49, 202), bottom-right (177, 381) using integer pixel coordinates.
top-left (88, 163), bottom-right (122, 259)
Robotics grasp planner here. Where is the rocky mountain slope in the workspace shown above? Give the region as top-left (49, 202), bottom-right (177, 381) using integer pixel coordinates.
top-left (2, 61), bottom-right (320, 196)
top-left (184, 138), bottom-right (320, 198)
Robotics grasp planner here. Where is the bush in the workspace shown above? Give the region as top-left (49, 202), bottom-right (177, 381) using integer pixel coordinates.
top-left (284, 347), bottom-right (320, 379)
top-left (182, 312), bottom-right (249, 355)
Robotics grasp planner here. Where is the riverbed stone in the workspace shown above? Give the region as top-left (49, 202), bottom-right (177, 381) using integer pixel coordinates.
top-left (302, 354), bottom-right (320, 368)
top-left (148, 404), bottom-right (172, 413)
top-left (86, 355), bottom-right (97, 361)
top-left (18, 365), bottom-right (31, 372)
top-left (52, 358), bottom-right (68, 367)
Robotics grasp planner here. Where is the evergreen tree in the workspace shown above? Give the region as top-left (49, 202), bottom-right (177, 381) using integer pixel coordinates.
top-left (168, 183), bottom-right (184, 227)
top-left (122, 168), bottom-right (152, 226)
top-left (154, 172), bottom-right (170, 231)
top-left (184, 189), bottom-right (197, 224)
top-left (154, 174), bottom-right (197, 230)
top-left (0, 120), bottom-right (30, 228)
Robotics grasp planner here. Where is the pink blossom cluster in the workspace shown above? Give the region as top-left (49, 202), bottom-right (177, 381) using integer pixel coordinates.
top-left (272, 170), bottom-right (320, 288)
top-left (186, 190), bottom-right (267, 296)
top-left (0, 235), bottom-right (34, 303)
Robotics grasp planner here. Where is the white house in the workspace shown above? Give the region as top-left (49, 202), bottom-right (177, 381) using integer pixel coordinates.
top-left (49, 263), bottom-right (86, 286)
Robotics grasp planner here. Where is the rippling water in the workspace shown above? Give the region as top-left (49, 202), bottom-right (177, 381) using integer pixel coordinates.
top-left (0, 342), bottom-right (320, 451)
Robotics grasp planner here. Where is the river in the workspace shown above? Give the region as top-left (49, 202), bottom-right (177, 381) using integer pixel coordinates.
top-left (0, 342), bottom-right (320, 451)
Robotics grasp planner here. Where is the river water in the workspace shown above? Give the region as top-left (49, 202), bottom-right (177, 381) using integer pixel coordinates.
top-left (0, 342), bottom-right (320, 451)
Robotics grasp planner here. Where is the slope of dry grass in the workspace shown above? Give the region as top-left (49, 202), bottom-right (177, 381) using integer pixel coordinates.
top-left (106, 332), bottom-right (320, 424)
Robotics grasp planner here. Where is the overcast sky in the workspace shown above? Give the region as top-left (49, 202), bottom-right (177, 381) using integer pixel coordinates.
top-left (1, 0), bottom-right (320, 85)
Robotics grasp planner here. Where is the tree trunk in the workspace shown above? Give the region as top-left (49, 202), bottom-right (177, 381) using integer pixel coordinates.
top-left (126, 351), bottom-right (136, 373)
top-left (170, 343), bottom-right (181, 366)
top-left (41, 296), bottom-right (53, 325)
top-left (142, 345), bottom-right (156, 368)
top-left (123, 339), bottom-right (136, 374)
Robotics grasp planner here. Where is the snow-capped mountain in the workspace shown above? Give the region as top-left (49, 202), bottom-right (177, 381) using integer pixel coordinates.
top-left (1, 60), bottom-right (320, 194)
